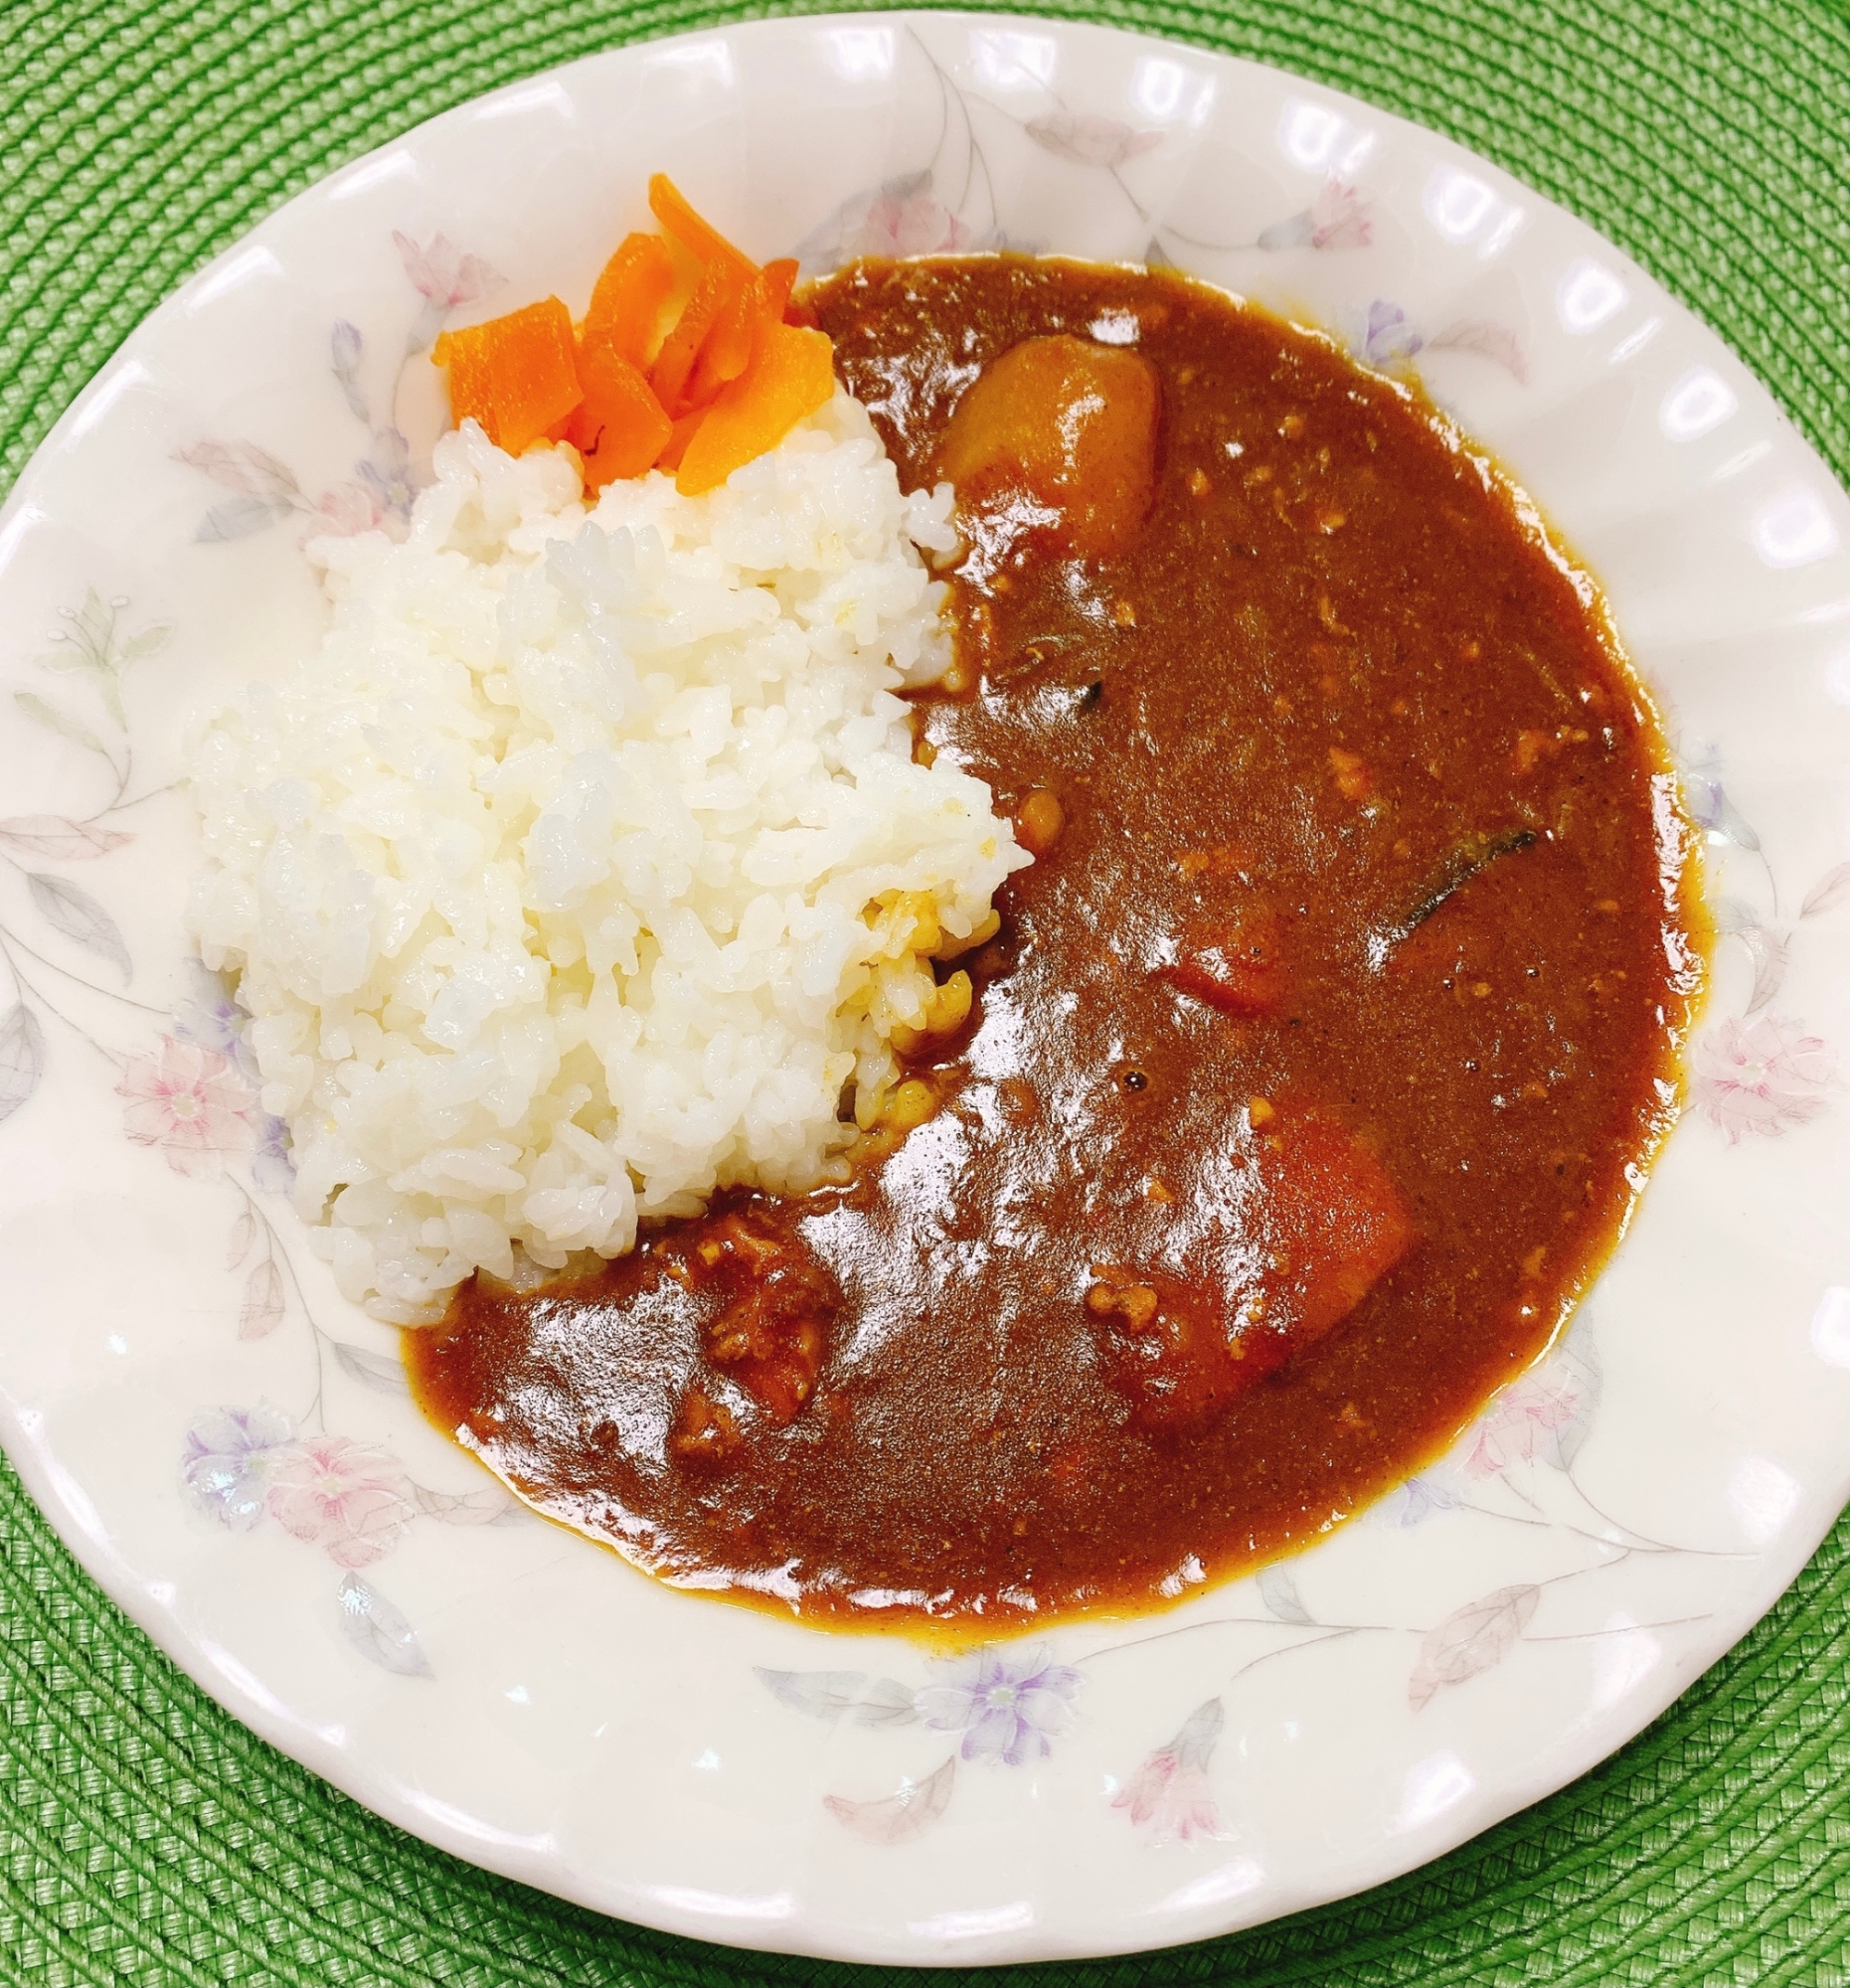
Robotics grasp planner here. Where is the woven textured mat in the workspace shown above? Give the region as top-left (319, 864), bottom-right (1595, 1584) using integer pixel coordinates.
top-left (3, 0), bottom-right (1849, 1980)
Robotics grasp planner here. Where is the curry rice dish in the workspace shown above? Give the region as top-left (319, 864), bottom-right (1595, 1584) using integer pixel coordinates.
top-left (410, 255), bottom-right (1703, 1630)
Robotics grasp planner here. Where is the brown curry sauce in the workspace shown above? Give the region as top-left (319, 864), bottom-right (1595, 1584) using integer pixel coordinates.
top-left (407, 256), bottom-right (1703, 1632)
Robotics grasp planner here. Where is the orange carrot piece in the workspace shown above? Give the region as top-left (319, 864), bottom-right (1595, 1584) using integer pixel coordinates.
top-left (433, 297), bottom-right (582, 455)
top-left (585, 233), bottom-right (678, 371)
top-left (655, 407), bottom-right (707, 473)
top-left (565, 344), bottom-right (673, 490)
top-left (647, 173), bottom-right (756, 278)
top-left (760, 257), bottom-right (799, 323)
top-left (675, 322), bottom-right (836, 497)
top-left (684, 268), bottom-right (766, 408)
top-left (650, 258), bottom-right (741, 415)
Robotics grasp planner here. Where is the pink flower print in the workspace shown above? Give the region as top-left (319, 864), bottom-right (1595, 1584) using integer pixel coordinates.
top-left (795, 174), bottom-right (983, 273)
top-left (1693, 1014), bottom-right (1832, 1142)
top-left (266, 1435), bottom-right (414, 1569)
top-left (1309, 178), bottom-right (1371, 250)
top-left (1114, 1698), bottom-right (1225, 1844)
top-left (916, 1645), bottom-right (1082, 1765)
top-left (1464, 1337), bottom-right (1598, 1478)
top-left (117, 1035), bottom-right (254, 1178)
top-left (852, 186), bottom-right (975, 259)
top-left (1259, 178), bottom-right (1372, 252)
top-left (392, 231), bottom-right (500, 310)
top-left (310, 481), bottom-right (387, 539)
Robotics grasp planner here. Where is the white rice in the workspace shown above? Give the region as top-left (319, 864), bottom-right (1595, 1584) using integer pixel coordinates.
top-left (187, 394), bottom-right (1027, 1323)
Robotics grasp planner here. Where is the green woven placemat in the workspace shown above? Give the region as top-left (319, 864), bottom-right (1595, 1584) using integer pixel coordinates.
top-left (3, 0), bottom-right (1849, 1981)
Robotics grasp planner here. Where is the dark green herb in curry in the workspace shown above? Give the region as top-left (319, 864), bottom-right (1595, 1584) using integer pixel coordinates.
top-left (408, 255), bottom-right (1703, 1632)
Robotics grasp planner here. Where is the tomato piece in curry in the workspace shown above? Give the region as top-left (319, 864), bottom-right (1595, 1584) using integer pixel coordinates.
top-left (407, 256), bottom-right (1703, 1632)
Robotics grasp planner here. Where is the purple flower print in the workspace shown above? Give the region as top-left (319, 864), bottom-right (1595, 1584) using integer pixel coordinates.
top-left (917, 1645), bottom-right (1082, 1765)
top-left (251, 1112), bottom-right (296, 1194)
top-left (171, 963), bottom-right (293, 1187)
top-left (171, 959), bottom-right (245, 1059)
top-left (1359, 299), bottom-right (1423, 368)
top-left (356, 426), bottom-right (418, 524)
top-left (182, 1404), bottom-right (293, 1530)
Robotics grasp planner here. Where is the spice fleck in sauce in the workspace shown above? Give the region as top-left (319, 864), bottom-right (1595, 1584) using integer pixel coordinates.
top-left (408, 257), bottom-right (1703, 1632)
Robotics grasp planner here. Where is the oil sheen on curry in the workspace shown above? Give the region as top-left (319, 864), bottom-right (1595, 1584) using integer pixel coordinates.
top-left (408, 256), bottom-right (1703, 1630)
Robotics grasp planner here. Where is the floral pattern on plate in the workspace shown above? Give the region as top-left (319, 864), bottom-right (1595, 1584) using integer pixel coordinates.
top-left (2, 13), bottom-right (1849, 1963)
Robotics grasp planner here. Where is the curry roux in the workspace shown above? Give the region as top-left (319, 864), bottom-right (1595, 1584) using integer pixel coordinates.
top-left (407, 257), bottom-right (1703, 1632)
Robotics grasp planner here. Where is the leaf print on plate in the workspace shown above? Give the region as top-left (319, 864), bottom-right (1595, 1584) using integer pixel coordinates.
top-left (29, 872), bottom-right (131, 981)
top-left (13, 690), bottom-right (109, 757)
top-left (1409, 1583), bottom-right (1540, 1710)
top-left (1799, 862), bottom-right (1850, 921)
top-left (332, 1340), bottom-right (411, 1397)
top-left (1713, 895), bottom-right (1787, 1015)
top-left (1257, 1563), bottom-right (1313, 1624)
top-left (337, 1572), bottom-right (433, 1679)
top-left (238, 1258), bottom-right (286, 1340)
top-left (825, 1757), bottom-right (957, 1846)
top-left (1113, 1699), bottom-right (1226, 1846)
top-left (180, 1404), bottom-right (294, 1532)
top-left (757, 1668), bottom-right (920, 1728)
top-left (175, 439), bottom-right (308, 543)
top-left (331, 320), bottom-right (369, 423)
top-left (226, 1206), bottom-right (257, 1270)
top-left (916, 1645), bottom-right (1083, 1765)
top-left (0, 1006), bottom-right (45, 1126)
top-left (266, 1434), bottom-right (415, 1568)
top-left (0, 816), bottom-right (133, 860)
top-left (1024, 110), bottom-right (1161, 169)
top-left (1426, 319), bottom-right (1529, 384)
top-left (412, 1482), bottom-right (515, 1527)
top-left (1692, 1014), bottom-right (1833, 1142)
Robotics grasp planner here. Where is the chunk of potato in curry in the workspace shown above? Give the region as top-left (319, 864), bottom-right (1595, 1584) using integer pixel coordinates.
top-left (409, 256), bottom-right (1702, 1633)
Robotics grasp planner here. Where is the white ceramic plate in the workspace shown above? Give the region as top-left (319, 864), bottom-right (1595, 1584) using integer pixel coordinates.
top-left (2, 10), bottom-right (1849, 1965)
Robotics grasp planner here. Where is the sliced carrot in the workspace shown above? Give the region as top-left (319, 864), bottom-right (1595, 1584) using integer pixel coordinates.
top-left (650, 258), bottom-right (742, 415)
top-left (647, 172), bottom-right (756, 279)
top-left (684, 269), bottom-right (766, 408)
top-left (760, 257), bottom-right (800, 323)
top-left (675, 322), bottom-right (836, 497)
top-left (655, 406), bottom-right (707, 473)
top-left (584, 233), bottom-right (678, 371)
top-left (433, 296), bottom-right (583, 455)
top-left (565, 344), bottom-right (673, 490)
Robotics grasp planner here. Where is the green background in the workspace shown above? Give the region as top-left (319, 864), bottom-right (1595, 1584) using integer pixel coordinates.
top-left (3, 0), bottom-right (1848, 1979)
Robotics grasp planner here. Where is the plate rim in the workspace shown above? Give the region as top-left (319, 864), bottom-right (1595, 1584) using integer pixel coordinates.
top-left (1, 6), bottom-right (1848, 1963)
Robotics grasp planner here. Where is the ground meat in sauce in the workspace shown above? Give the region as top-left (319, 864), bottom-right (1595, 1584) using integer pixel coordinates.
top-left (407, 256), bottom-right (1702, 1632)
